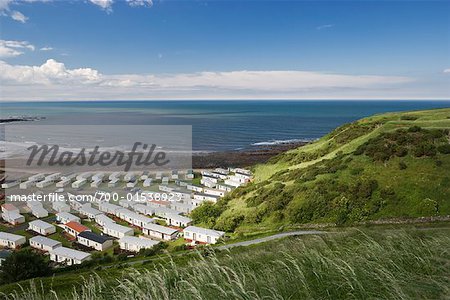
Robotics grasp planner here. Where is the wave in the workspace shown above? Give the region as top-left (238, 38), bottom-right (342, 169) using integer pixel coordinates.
top-left (251, 138), bottom-right (316, 146)
top-left (191, 150), bottom-right (216, 155)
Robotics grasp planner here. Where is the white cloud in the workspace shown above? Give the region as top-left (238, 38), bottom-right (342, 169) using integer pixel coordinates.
top-left (0, 59), bottom-right (101, 85)
top-left (1, 59), bottom-right (412, 89)
top-left (2, 0), bottom-right (153, 20)
top-left (11, 10), bottom-right (28, 23)
top-left (317, 24), bottom-right (335, 30)
top-left (0, 0), bottom-right (49, 22)
top-left (0, 58), bottom-right (428, 101)
top-left (0, 0), bottom-right (14, 11)
top-left (89, 0), bottom-right (153, 11)
top-left (0, 46), bottom-right (22, 58)
top-left (444, 69), bottom-right (450, 73)
top-left (89, 0), bottom-right (114, 12)
top-left (0, 40), bottom-right (35, 58)
top-left (126, 0), bottom-right (153, 7)
top-left (100, 70), bottom-right (412, 91)
top-left (40, 46), bottom-right (53, 51)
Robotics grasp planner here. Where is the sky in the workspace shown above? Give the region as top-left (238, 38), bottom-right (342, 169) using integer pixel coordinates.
top-left (0, 0), bottom-right (449, 101)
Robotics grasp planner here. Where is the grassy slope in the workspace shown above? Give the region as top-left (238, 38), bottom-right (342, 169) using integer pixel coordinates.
top-left (255, 108), bottom-right (450, 182)
top-left (1, 226), bottom-right (449, 299)
top-left (208, 108), bottom-right (450, 233)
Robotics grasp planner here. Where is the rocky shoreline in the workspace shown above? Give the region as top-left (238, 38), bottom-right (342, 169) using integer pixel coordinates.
top-left (0, 113), bottom-right (308, 169)
top-left (192, 141), bottom-right (308, 168)
top-left (0, 116), bottom-right (45, 123)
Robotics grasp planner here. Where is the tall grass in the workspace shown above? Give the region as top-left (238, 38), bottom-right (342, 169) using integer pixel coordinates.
top-left (2, 229), bottom-right (449, 300)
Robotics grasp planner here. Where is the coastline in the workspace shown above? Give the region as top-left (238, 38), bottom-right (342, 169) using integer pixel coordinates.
top-left (0, 116), bottom-right (45, 123)
top-left (192, 141), bottom-right (308, 168)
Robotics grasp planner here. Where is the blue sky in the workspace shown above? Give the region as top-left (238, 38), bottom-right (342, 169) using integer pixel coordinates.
top-left (0, 0), bottom-right (449, 100)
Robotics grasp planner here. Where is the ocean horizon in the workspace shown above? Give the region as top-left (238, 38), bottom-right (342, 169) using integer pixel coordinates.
top-left (2, 100), bottom-right (449, 151)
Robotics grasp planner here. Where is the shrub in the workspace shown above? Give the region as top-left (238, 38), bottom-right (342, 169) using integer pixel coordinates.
top-left (354, 145), bottom-right (365, 155)
top-left (191, 202), bottom-right (224, 227)
top-left (350, 167), bottom-right (364, 175)
top-left (357, 128), bottom-right (444, 161)
top-left (138, 242), bottom-right (168, 257)
top-left (0, 249), bottom-right (51, 284)
top-left (413, 143), bottom-right (436, 157)
top-left (429, 129), bottom-right (445, 139)
top-left (215, 214), bottom-right (245, 232)
top-left (173, 244), bottom-right (188, 252)
top-left (244, 207), bottom-right (266, 223)
top-left (440, 177), bottom-right (450, 186)
top-left (271, 210), bottom-right (284, 222)
top-left (286, 194), bottom-right (331, 224)
top-left (246, 182), bottom-right (288, 208)
top-left (400, 115), bottom-right (418, 121)
top-left (395, 146), bottom-right (408, 157)
top-left (408, 126), bottom-right (422, 132)
top-left (351, 179), bottom-right (378, 200)
top-left (398, 161), bottom-right (407, 170)
top-left (417, 198), bottom-right (439, 215)
top-left (117, 253), bottom-right (128, 261)
top-left (437, 144), bottom-right (450, 154)
top-left (102, 255), bottom-right (114, 264)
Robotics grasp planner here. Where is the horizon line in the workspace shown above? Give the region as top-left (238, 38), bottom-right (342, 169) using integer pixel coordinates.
top-left (2, 98), bottom-right (450, 103)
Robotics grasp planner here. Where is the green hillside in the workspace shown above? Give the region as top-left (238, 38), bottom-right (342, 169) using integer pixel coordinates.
top-left (2, 108), bottom-right (450, 299)
top-left (193, 108), bottom-right (450, 233)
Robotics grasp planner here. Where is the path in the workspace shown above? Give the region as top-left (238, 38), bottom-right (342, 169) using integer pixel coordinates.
top-left (217, 230), bottom-right (325, 250)
top-left (119, 230), bottom-right (326, 267)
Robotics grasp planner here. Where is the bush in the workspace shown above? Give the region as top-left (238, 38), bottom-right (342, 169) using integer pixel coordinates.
top-left (138, 242), bottom-right (168, 257)
top-left (440, 177), bottom-right (450, 186)
top-left (437, 144), bottom-right (450, 154)
top-left (117, 253), bottom-right (129, 261)
top-left (215, 214), bottom-right (245, 232)
top-left (395, 146), bottom-right (408, 157)
top-left (244, 207), bottom-right (267, 223)
top-left (90, 252), bottom-right (115, 264)
top-left (191, 202), bottom-right (224, 227)
top-left (286, 194), bottom-right (332, 224)
top-left (354, 145), bottom-right (366, 155)
top-left (246, 182), bottom-right (291, 209)
top-left (408, 126), bottom-right (422, 132)
top-left (351, 179), bottom-right (378, 200)
top-left (350, 167), bottom-right (364, 175)
top-left (417, 198), bottom-right (439, 215)
top-left (173, 244), bottom-right (188, 252)
top-left (357, 128), bottom-right (445, 161)
top-left (429, 129), bottom-right (445, 139)
top-left (271, 210), bottom-right (285, 222)
top-left (413, 143), bottom-right (436, 157)
top-left (400, 115), bottom-right (418, 121)
top-left (0, 249), bottom-right (51, 284)
top-left (398, 161), bottom-right (407, 170)
top-left (102, 255), bottom-right (114, 263)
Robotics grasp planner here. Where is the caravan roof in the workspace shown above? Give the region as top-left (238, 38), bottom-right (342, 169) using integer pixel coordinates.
top-left (143, 223), bottom-right (178, 235)
top-left (78, 231), bottom-right (110, 244)
top-left (50, 247), bottom-right (90, 260)
top-left (184, 226), bottom-right (225, 238)
top-left (30, 236), bottom-right (61, 248)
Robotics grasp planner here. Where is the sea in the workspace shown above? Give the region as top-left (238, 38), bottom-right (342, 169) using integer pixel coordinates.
top-left (1, 100), bottom-right (449, 152)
